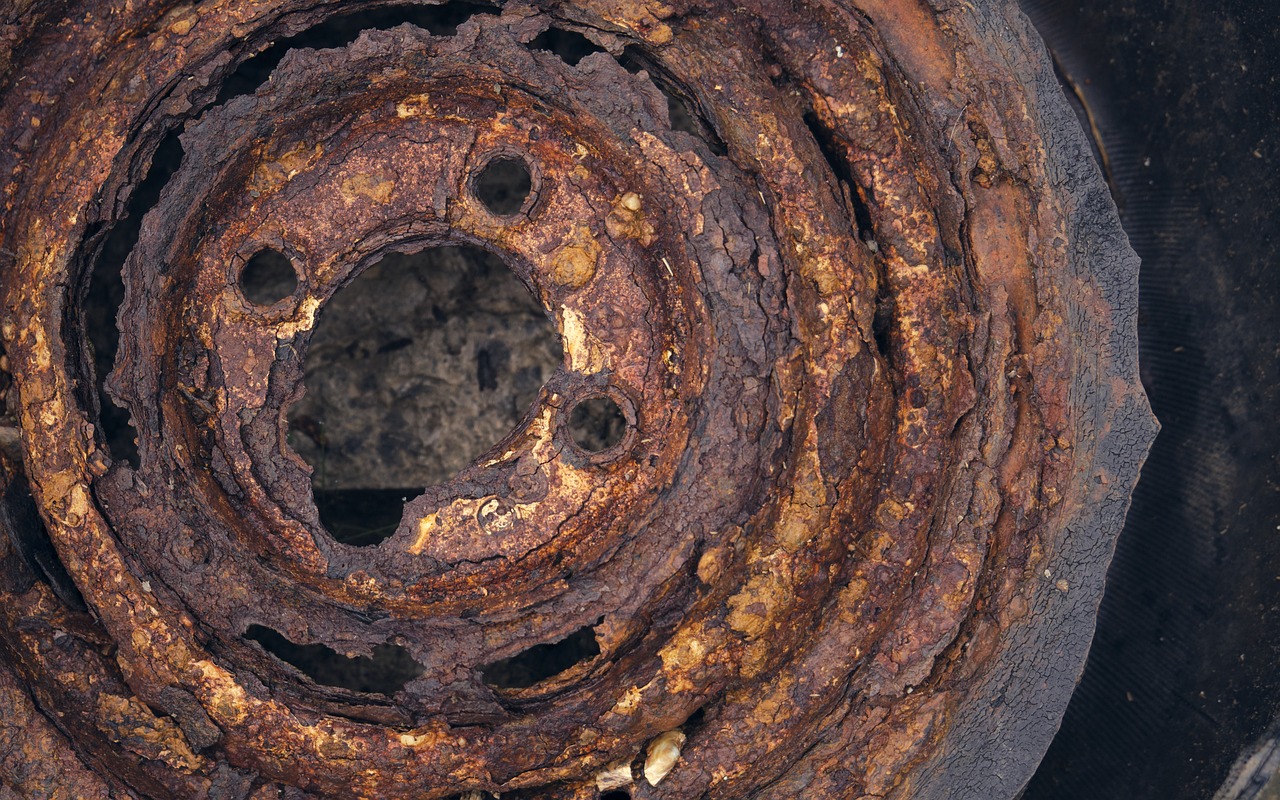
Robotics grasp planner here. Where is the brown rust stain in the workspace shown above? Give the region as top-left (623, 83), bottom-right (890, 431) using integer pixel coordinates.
top-left (550, 222), bottom-right (602, 289)
top-left (339, 171), bottom-right (396, 204)
top-left (249, 141), bottom-right (324, 197)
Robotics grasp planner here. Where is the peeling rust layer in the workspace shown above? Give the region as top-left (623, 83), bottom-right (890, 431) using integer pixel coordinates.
top-left (0, 1), bottom-right (1156, 798)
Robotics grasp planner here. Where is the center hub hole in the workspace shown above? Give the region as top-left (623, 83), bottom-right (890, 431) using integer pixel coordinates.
top-left (288, 244), bottom-right (562, 545)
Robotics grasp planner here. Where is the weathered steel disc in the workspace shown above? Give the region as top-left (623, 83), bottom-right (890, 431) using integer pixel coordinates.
top-left (0, 1), bottom-right (1156, 797)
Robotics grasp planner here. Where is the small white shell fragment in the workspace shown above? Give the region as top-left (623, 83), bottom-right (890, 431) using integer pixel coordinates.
top-left (644, 729), bottom-right (687, 786)
top-left (596, 758), bottom-right (634, 791)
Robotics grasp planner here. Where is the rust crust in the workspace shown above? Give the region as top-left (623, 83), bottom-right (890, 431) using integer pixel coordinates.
top-left (0, 1), bottom-right (1156, 798)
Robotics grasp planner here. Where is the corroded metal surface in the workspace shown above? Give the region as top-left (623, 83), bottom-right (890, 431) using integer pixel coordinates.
top-left (0, 1), bottom-right (1157, 798)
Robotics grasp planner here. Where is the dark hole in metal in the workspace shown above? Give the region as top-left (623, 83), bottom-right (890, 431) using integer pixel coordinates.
top-left (528, 27), bottom-right (606, 66)
top-left (600, 792), bottom-right (631, 800)
top-left (666, 93), bottom-right (702, 140)
top-left (482, 623), bottom-right (601, 690)
top-left (287, 245), bottom-right (560, 545)
top-left (82, 130), bottom-right (186, 469)
top-left (311, 488), bottom-right (410, 547)
top-left (683, 704), bottom-right (707, 731)
top-left (873, 294), bottom-right (894, 363)
top-left (238, 248), bottom-right (297, 306)
top-left (474, 157), bottom-right (532, 216)
top-left (214, 2), bottom-right (501, 104)
top-left (244, 624), bottom-right (424, 695)
top-left (619, 46), bottom-right (727, 155)
top-left (0, 471), bottom-right (86, 610)
top-left (802, 111), bottom-right (875, 242)
top-left (568, 396), bottom-right (626, 453)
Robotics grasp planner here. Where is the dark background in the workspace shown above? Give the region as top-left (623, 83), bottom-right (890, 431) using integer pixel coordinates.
top-left (1018, 1), bottom-right (1280, 798)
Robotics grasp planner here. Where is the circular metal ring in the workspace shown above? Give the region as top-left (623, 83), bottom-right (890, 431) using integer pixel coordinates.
top-left (0, 2), bottom-right (1156, 798)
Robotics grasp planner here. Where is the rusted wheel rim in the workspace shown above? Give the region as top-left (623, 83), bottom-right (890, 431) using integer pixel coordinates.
top-left (0, 1), bottom-right (1156, 798)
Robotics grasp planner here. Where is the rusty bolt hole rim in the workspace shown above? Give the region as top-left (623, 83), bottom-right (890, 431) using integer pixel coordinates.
top-left (0, 2), bottom-right (1156, 800)
top-left (562, 390), bottom-right (635, 462)
top-left (471, 152), bottom-right (538, 218)
top-left (235, 244), bottom-right (304, 310)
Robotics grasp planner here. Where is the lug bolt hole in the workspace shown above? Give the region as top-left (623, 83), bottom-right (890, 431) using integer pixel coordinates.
top-left (238, 247), bottom-right (298, 307)
top-left (567, 395), bottom-right (628, 453)
top-left (473, 156), bottom-right (533, 216)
